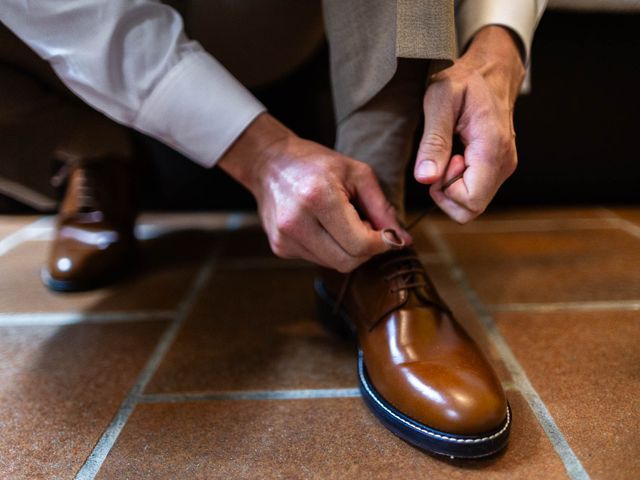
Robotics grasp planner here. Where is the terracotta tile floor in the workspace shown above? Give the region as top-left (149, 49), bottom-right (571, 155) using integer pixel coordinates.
top-left (0, 207), bottom-right (638, 479)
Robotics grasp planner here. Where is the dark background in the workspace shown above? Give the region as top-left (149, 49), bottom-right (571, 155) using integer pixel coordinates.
top-left (139, 10), bottom-right (640, 212)
top-left (5, 10), bottom-right (638, 213)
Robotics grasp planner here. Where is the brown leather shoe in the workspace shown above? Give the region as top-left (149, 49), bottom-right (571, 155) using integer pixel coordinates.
top-left (42, 153), bottom-right (138, 292)
top-left (315, 248), bottom-right (510, 458)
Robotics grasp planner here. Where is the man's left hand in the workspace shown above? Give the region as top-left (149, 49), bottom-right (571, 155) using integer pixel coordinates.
top-left (414, 26), bottom-right (526, 223)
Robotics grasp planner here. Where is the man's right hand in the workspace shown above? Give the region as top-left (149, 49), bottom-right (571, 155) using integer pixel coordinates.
top-left (218, 113), bottom-right (411, 273)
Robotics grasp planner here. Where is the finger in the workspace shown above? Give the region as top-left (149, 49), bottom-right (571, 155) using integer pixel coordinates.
top-left (275, 223), bottom-right (367, 273)
top-left (350, 165), bottom-right (413, 245)
top-left (286, 241), bottom-right (335, 270)
top-left (440, 154), bottom-right (467, 191)
top-left (442, 141), bottom-right (505, 217)
top-left (269, 205), bottom-right (369, 272)
top-left (414, 81), bottom-right (457, 185)
top-left (430, 183), bottom-right (476, 224)
top-left (315, 190), bottom-right (392, 259)
top-left (429, 154), bottom-right (475, 223)
top-left (431, 154), bottom-right (477, 223)
top-left (289, 215), bottom-right (369, 273)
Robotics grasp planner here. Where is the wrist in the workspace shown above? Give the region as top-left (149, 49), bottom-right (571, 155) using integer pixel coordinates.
top-left (218, 113), bottom-right (292, 194)
top-left (466, 25), bottom-right (523, 66)
top-left (463, 25), bottom-right (525, 102)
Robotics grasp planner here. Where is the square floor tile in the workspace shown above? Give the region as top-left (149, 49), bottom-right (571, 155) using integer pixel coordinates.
top-left (146, 268), bottom-right (357, 393)
top-left (495, 310), bottom-right (640, 479)
top-left (98, 391), bottom-right (567, 479)
top-left (442, 228), bottom-right (640, 304)
top-left (0, 321), bottom-right (166, 478)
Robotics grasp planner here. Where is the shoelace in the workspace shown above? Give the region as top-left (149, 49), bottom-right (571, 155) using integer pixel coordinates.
top-left (51, 161), bottom-right (99, 212)
top-left (330, 201), bottom-right (448, 319)
top-left (379, 252), bottom-right (450, 312)
top-left (373, 170), bottom-right (464, 295)
top-left (382, 260), bottom-right (428, 294)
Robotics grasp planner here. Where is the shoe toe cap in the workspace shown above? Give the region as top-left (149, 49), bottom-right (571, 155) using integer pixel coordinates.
top-left (408, 363), bottom-right (507, 434)
top-left (46, 232), bottom-right (135, 284)
top-left (374, 361), bottom-right (508, 436)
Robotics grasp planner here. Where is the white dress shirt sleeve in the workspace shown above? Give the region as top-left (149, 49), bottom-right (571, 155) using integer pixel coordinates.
top-left (456, 0), bottom-right (548, 63)
top-left (1, 0), bottom-right (266, 168)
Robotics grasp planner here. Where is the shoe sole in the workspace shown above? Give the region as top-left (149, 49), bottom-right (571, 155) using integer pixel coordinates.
top-left (41, 260), bottom-right (136, 293)
top-left (315, 279), bottom-right (511, 459)
top-left (42, 267), bottom-right (115, 292)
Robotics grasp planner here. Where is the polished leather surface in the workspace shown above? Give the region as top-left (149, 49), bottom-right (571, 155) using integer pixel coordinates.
top-left (321, 249), bottom-right (507, 435)
top-left (46, 155), bottom-right (137, 289)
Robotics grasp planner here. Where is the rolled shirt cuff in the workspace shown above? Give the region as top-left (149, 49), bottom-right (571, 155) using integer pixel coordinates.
top-left (134, 49), bottom-right (266, 168)
top-left (456, 0), bottom-right (545, 64)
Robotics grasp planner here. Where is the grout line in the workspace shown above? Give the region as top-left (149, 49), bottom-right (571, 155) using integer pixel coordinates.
top-left (134, 211), bottom-right (253, 241)
top-left (139, 380), bottom-right (518, 403)
top-left (0, 310), bottom-right (174, 327)
top-left (74, 248), bottom-right (219, 480)
top-left (74, 214), bottom-right (246, 479)
top-left (225, 212), bottom-right (247, 230)
top-left (424, 224), bottom-right (590, 480)
top-left (502, 380), bottom-right (518, 391)
top-left (435, 218), bottom-right (617, 234)
top-left (6, 212), bottom-right (256, 243)
top-left (597, 208), bottom-right (640, 240)
top-left (140, 388), bottom-right (362, 403)
top-left (75, 247), bottom-right (219, 479)
top-left (0, 216), bottom-right (53, 256)
top-left (134, 224), bottom-right (170, 240)
top-left (490, 300), bottom-right (640, 313)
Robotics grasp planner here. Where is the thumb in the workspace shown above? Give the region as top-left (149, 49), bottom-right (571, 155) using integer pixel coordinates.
top-left (353, 168), bottom-right (412, 245)
top-left (414, 86), bottom-right (456, 185)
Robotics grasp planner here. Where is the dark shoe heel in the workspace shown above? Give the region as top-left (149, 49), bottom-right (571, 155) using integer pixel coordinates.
top-left (314, 279), bottom-right (355, 341)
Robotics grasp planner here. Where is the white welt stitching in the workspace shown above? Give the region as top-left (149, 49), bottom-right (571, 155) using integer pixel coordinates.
top-left (358, 351), bottom-right (510, 444)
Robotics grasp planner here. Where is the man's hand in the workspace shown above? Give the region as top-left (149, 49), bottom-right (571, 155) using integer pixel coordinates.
top-left (414, 26), bottom-right (526, 223)
top-left (219, 113), bottom-right (411, 272)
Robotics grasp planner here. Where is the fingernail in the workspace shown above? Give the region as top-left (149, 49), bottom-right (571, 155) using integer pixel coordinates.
top-left (381, 228), bottom-right (406, 250)
top-left (417, 160), bottom-right (438, 180)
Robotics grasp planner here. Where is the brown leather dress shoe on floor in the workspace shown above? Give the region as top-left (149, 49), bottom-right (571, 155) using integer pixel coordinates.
top-left (42, 153), bottom-right (138, 292)
top-left (315, 248), bottom-right (510, 458)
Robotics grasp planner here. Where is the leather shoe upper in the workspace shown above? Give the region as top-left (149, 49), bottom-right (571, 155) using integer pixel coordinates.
top-left (46, 154), bottom-right (138, 287)
top-left (321, 248), bottom-right (507, 435)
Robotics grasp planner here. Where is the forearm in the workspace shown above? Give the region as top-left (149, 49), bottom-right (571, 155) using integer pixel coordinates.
top-left (0, 0), bottom-right (265, 168)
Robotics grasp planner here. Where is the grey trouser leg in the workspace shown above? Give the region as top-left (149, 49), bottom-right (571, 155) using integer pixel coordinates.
top-left (334, 59), bottom-right (428, 221)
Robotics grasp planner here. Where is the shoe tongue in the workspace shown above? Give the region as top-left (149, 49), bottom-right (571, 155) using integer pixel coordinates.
top-left (379, 249), bottom-right (449, 313)
top-left (379, 249), bottom-right (423, 280)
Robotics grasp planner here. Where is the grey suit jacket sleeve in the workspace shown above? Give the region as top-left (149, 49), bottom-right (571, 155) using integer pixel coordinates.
top-left (456, 0), bottom-right (548, 62)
